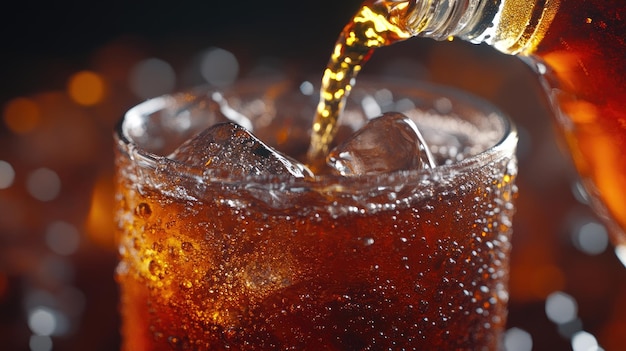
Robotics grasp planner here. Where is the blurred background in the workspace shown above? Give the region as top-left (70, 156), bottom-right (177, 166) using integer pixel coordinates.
top-left (1, 1), bottom-right (625, 350)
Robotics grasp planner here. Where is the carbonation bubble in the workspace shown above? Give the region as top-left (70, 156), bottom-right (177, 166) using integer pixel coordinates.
top-left (181, 242), bottom-right (194, 252)
top-left (135, 203), bottom-right (152, 219)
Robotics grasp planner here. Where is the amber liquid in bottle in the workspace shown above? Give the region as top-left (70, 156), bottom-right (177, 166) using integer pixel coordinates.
top-left (309, 0), bottom-right (626, 242)
top-left (526, 0), bottom-right (626, 243)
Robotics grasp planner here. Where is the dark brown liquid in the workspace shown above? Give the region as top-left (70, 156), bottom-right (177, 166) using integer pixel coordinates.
top-left (115, 134), bottom-right (516, 351)
top-left (114, 76), bottom-right (517, 350)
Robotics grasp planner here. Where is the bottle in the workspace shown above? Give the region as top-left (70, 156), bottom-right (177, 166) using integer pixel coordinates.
top-left (309, 0), bottom-right (626, 244)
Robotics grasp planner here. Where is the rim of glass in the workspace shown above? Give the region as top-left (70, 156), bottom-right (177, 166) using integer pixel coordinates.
top-left (114, 77), bottom-right (518, 190)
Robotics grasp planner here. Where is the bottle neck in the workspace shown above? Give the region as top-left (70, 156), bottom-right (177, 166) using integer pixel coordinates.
top-left (401, 0), bottom-right (501, 41)
top-left (398, 0), bottom-right (560, 55)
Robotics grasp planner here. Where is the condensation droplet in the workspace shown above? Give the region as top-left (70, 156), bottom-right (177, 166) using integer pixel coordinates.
top-left (181, 242), bottom-right (194, 252)
top-left (149, 260), bottom-right (162, 277)
top-left (135, 203), bottom-right (152, 219)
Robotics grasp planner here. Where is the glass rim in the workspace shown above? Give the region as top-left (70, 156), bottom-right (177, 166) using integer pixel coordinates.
top-left (114, 77), bottom-right (518, 192)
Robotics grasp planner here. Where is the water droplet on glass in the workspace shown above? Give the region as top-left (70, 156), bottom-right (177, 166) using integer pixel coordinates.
top-left (135, 203), bottom-right (152, 219)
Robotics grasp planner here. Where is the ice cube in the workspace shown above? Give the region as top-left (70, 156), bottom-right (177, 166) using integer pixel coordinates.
top-left (169, 122), bottom-right (313, 178)
top-left (327, 112), bottom-right (436, 176)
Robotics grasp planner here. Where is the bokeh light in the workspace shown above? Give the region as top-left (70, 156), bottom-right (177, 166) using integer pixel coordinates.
top-left (571, 331), bottom-right (602, 351)
top-left (545, 291), bottom-right (578, 325)
top-left (299, 80), bottom-right (315, 96)
top-left (85, 174), bottom-right (115, 249)
top-left (29, 334), bottom-right (52, 351)
top-left (3, 97), bottom-right (41, 134)
top-left (28, 307), bottom-right (57, 336)
top-left (25, 168), bottom-right (61, 202)
top-left (200, 47), bottom-right (239, 87)
top-left (572, 221), bottom-right (609, 255)
top-left (0, 160), bottom-right (16, 189)
top-left (67, 71), bottom-right (106, 106)
top-left (45, 221), bottom-right (80, 256)
top-left (129, 58), bottom-right (176, 99)
top-left (504, 327), bottom-right (533, 351)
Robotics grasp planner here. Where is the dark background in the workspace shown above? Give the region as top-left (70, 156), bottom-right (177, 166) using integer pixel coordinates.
top-left (0, 0), bottom-right (361, 103)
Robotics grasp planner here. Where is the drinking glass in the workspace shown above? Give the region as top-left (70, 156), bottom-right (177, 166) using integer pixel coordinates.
top-left (114, 76), bottom-right (518, 350)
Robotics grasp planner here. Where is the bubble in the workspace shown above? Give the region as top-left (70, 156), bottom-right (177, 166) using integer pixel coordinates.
top-left (149, 260), bottom-right (164, 280)
top-left (0, 160), bottom-right (15, 189)
top-left (26, 168), bottom-right (61, 201)
top-left (135, 203), bottom-right (152, 219)
top-left (181, 242), bottom-right (194, 252)
top-left (545, 291), bottom-right (578, 324)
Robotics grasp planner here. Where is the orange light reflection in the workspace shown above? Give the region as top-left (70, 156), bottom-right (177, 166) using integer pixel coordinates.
top-left (3, 97), bottom-right (41, 134)
top-left (85, 174), bottom-right (115, 250)
top-left (68, 71), bottom-right (106, 106)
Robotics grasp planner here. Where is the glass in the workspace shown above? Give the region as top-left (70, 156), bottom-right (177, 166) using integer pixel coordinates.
top-left (113, 76), bottom-right (518, 350)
